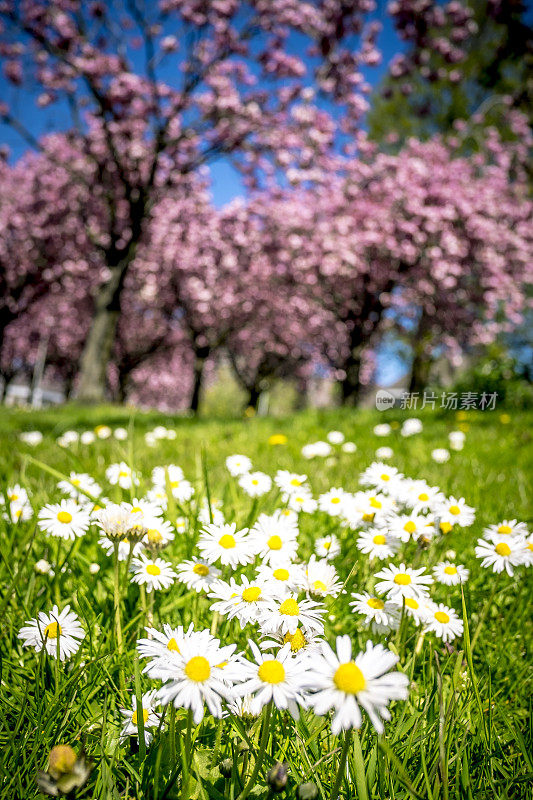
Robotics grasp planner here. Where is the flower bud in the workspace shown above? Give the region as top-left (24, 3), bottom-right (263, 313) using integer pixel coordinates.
top-left (297, 782), bottom-right (319, 799)
top-left (267, 762), bottom-right (288, 793)
top-left (219, 758), bottom-right (233, 779)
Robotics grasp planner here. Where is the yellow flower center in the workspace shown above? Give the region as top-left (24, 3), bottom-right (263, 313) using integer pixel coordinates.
top-left (449, 505), bottom-right (461, 515)
top-left (434, 611), bottom-right (450, 624)
top-left (444, 566), bottom-right (457, 575)
top-left (323, 542), bottom-right (331, 550)
top-left (170, 480), bottom-right (180, 488)
top-left (394, 573), bottom-right (411, 585)
top-left (242, 586), bottom-right (262, 603)
top-left (118, 470), bottom-right (130, 478)
top-left (57, 511), bottom-right (73, 524)
top-left (71, 479), bottom-right (81, 486)
top-left (279, 598), bottom-right (299, 616)
top-left (290, 478), bottom-right (302, 486)
top-left (185, 656), bottom-right (211, 682)
top-left (193, 563), bottom-right (209, 576)
top-left (440, 521), bottom-right (453, 534)
top-left (405, 597), bottom-right (419, 609)
top-left (147, 529), bottom-right (163, 543)
top-left (258, 659), bottom-right (285, 684)
top-left (267, 535), bottom-right (283, 550)
top-left (131, 708), bottom-right (149, 726)
top-left (44, 622), bottom-right (61, 639)
top-left (380, 474), bottom-right (390, 481)
top-left (418, 492), bottom-right (429, 501)
top-left (403, 521), bottom-right (417, 534)
top-left (363, 513), bottom-right (375, 522)
top-left (527, 542), bottom-right (533, 552)
top-left (497, 525), bottom-right (512, 535)
top-left (219, 534), bottom-right (236, 549)
top-left (167, 638), bottom-right (180, 652)
top-left (131, 506), bottom-right (142, 513)
top-left (367, 597), bottom-right (385, 610)
top-left (284, 629), bottom-right (307, 652)
top-left (495, 542), bottom-right (511, 556)
top-left (15, 508), bottom-right (22, 518)
top-left (273, 568), bottom-right (289, 581)
top-left (313, 580), bottom-right (327, 592)
top-left (373, 534), bottom-right (386, 545)
top-left (251, 479), bottom-right (259, 486)
top-left (8, 493), bottom-right (19, 501)
top-left (334, 662), bottom-right (366, 694)
top-left (146, 564), bottom-right (161, 576)
top-left (369, 497), bottom-right (382, 509)
top-left (330, 497), bottom-right (341, 505)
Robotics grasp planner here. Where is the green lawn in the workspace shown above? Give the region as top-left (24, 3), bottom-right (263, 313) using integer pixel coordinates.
top-left (0, 404), bottom-right (532, 800)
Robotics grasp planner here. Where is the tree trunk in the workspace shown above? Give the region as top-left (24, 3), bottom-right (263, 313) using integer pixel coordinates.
top-left (247, 384), bottom-right (261, 410)
top-left (189, 347), bottom-right (209, 414)
top-left (74, 259), bottom-right (131, 403)
top-left (409, 350), bottom-right (432, 394)
top-left (340, 345), bottom-right (363, 406)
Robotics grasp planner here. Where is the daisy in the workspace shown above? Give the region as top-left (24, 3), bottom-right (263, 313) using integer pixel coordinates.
top-left (374, 563), bottom-right (433, 600)
top-left (120, 691), bottom-right (160, 745)
top-left (475, 536), bottom-right (525, 576)
top-left (143, 518), bottom-right (176, 549)
top-left (431, 448), bottom-right (450, 464)
top-left (138, 624), bottom-right (194, 674)
top-left (389, 594), bottom-right (429, 625)
top-left (38, 500), bottom-right (90, 541)
top-left (57, 473), bottom-right (102, 502)
top-left (483, 520), bottom-right (529, 542)
top-left (130, 554), bottom-right (176, 592)
top-left (307, 636), bottom-right (409, 734)
top-left (146, 487), bottom-right (169, 509)
top-left (156, 634), bottom-right (234, 723)
top-left (411, 484), bottom-right (446, 514)
top-left (99, 535), bottom-right (144, 561)
top-left (152, 466), bottom-right (194, 502)
top-left (349, 593), bottom-right (400, 633)
top-left (94, 503), bottom-right (142, 541)
top-left (260, 627), bottom-right (324, 658)
top-left (176, 516), bottom-right (188, 534)
top-left (347, 491), bottom-right (394, 526)
top-left (80, 431), bottom-right (96, 445)
top-left (209, 576), bottom-right (272, 628)
top-left (448, 431), bottom-right (465, 450)
top-left (234, 641), bottom-right (310, 718)
top-left (198, 522), bottom-right (255, 568)
top-left (176, 559), bottom-right (221, 592)
top-left (375, 446), bottom-right (393, 460)
top-left (249, 511), bottom-right (298, 565)
top-left (424, 604), bottom-right (464, 643)
top-left (238, 471), bottom-right (272, 497)
top-left (197, 500), bottom-right (225, 526)
top-left (432, 562), bottom-right (469, 586)
top-left (20, 430), bottom-right (43, 446)
top-left (259, 594), bottom-right (325, 637)
top-left (256, 562), bottom-right (304, 595)
top-left (95, 425), bottom-right (112, 439)
top-left (438, 497), bottom-right (476, 527)
top-left (373, 423), bottom-right (391, 437)
top-left (274, 470), bottom-right (309, 496)
top-left (106, 462), bottom-right (139, 490)
top-left (401, 418), bottom-right (423, 437)
top-left (301, 441), bottom-right (332, 459)
top-left (303, 556), bottom-right (343, 598)
top-left (521, 536), bottom-right (533, 567)
top-left (360, 462), bottom-right (402, 491)
top-left (4, 484), bottom-right (29, 506)
top-left (3, 499), bottom-right (33, 522)
top-left (18, 605), bottom-right (85, 660)
top-left (315, 535), bottom-right (341, 560)
top-left (114, 427), bottom-right (128, 440)
top-left (386, 512), bottom-right (432, 543)
top-left (342, 442), bottom-right (357, 453)
top-left (226, 454), bottom-right (253, 476)
top-left (356, 529), bottom-right (399, 560)
top-left (57, 430), bottom-right (79, 447)
top-left (285, 489), bottom-right (318, 514)
top-left (125, 498), bottom-right (165, 522)
top-left (327, 431), bottom-right (345, 444)
top-left (318, 488), bottom-right (348, 517)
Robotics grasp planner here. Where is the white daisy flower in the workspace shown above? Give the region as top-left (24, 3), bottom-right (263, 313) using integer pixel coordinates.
top-left (375, 446), bottom-right (393, 460)
top-left (18, 605), bottom-right (85, 660)
top-left (198, 522), bottom-right (255, 568)
top-left (80, 431), bottom-right (96, 445)
top-left (318, 488), bottom-right (348, 517)
top-left (209, 576), bottom-right (273, 628)
top-left (125, 498), bottom-right (165, 521)
top-left (373, 424), bottom-right (391, 437)
top-left (401, 418), bottom-right (423, 437)
top-left (308, 636), bottom-right (409, 734)
top-left (98, 535), bottom-right (143, 561)
top-left (346, 491), bottom-right (395, 526)
top-left (176, 516), bottom-right (188, 534)
top-left (274, 470), bottom-right (309, 496)
top-left (303, 556), bottom-right (343, 598)
top-left (38, 500), bottom-right (90, 541)
top-left (94, 503), bottom-right (142, 540)
top-left (448, 431), bottom-right (465, 450)
top-left (57, 430), bottom-right (79, 447)
top-left (238, 471), bottom-right (272, 497)
top-left (386, 511), bottom-right (432, 543)
top-left (156, 635), bottom-right (234, 723)
top-left (360, 463), bottom-right (402, 491)
top-left (327, 431), bottom-right (345, 445)
top-left (342, 442), bottom-right (357, 453)
top-left (431, 448), bottom-right (450, 464)
top-left (106, 462), bottom-right (139, 490)
top-left (389, 594), bottom-right (429, 625)
top-left (315, 535), bottom-right (341, 560)
top-left (234, 641), bottom-right (310, 718)
top-left (258, 594), bottom-right (325, 637)
top-left (197, 500), bottom-right (225, 526)
top-left (349, 593), bottom-right (401, 634)
top-left (226, 454), bottom-right (253, 476)
top-left (356, 529), bottom-right (399, 560)
top-left (521, 536), bottom-right (533, 567)
top-left (483, 520), bottom-right (529, 542)
top-left (176, 559), bottom-right (221, 592)
top-left (130, 554), bottom-right (176, 592)
top-left (260, 627), bottom-right (324, 658)
top-left (142, 518), bottom-right (175, 549)
top-left (410, 484), bottom-right (446, 514)
top-left (35, 559), bottom-right (53, 575)
top-left (301, 441), bottom-right (332, 459)
top-left (3, 499), bottom-right (33, 522)
top-left (424, 604), bottom-right (464, 643)
top-left (374, 563), bottom-right (433, 600)
top-left (4, 484), bottom-right (29, 506)
top-left (145, 487), bottom-right (169, 509)
top-left (95, 425), bottom-right (112, 439)
top-left (57, 473), bottom-right (101, 502)
top-left (475, 536), bottom-right (525, 576)
top-left (437, 497), bottom-right (476, 527)
top-left (138, 624), bottom-right (194, 675)
top-left (249, 511), bottom-right (298, 565)
top-left (20, 430), bottom-right (43, 446)
top-left (285, 489), bottom-right (318, 514)
top-left (432, 562), bottom-right (469, 586)
top-left (114, 427), bottom-right (128, 441)
top-left (120, 691), bottom-right (160, 745)
top-left (256, 563), bottom-right (305, 595)
top-left (157, 472), bottom-right (194, 503)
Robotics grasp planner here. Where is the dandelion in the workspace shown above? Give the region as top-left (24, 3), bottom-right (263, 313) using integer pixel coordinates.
top-left (18, 605), bottom-right (85, 660)
top-left (38, 500), bottom-right (90, 540)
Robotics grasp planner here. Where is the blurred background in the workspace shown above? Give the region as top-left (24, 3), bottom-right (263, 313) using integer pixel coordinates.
top-left (0, 0), bottom-right (532, 417)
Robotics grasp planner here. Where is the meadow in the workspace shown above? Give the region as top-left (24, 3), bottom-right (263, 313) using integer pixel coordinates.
top-left (0, 404), bottom-right (532, 800)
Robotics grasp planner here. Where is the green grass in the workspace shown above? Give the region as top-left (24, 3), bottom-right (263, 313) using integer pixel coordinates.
top-left (0, 403), bottom-right (532, 800)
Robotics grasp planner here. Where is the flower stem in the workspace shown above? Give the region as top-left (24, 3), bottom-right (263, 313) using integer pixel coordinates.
top-left (237, 700), bottom-right (272, 800)
top-left (181, 708), bottom-right (194, 800)
top-left (330, 728), bottom-right (353, 800)
top-left (351, 729), bottom-right (369, 800)
top-left (112, 542), bottom-right (124, 690)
